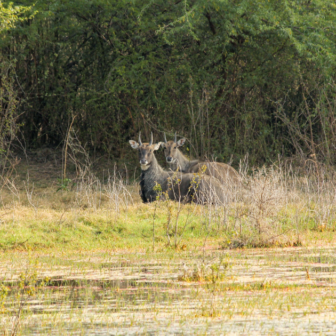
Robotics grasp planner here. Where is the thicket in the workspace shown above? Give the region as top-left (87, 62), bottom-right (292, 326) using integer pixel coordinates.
top-left (1, 0), bottom-right (336, 166)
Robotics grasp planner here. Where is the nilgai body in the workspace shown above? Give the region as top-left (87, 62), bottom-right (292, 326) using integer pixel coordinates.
top-left (162, 133), bottom-right (241, 186)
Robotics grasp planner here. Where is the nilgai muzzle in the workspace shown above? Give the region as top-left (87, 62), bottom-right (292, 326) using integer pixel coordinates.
top-left (129, 132), bottom-right (227, 204)
top-left (162, 132), bottom-right (241, 185)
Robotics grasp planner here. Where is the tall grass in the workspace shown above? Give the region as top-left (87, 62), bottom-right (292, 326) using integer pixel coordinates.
top-left (1, 157), bottom-right (336, 251)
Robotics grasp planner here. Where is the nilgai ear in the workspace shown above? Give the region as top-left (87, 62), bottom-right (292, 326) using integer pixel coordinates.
top-left (177, 138), bottom-right (186, 147)
top-left (160, 142), bottom-right (165, 148)
top-left (153, 142), bottom-right (162, 151)
top-left (129, 140), bottom-right (139, 149)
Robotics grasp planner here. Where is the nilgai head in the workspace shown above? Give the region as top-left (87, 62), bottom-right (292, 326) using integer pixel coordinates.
top-left (129, 132), bottom-right (161, 171)
top-left (162, 132), bottom-right (186, 164)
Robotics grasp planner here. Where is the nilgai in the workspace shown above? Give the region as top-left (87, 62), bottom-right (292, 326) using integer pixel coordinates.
top-left (162, 133), bottom-right (241, 185)
top-left (129, 132), bottom-right (227, 204)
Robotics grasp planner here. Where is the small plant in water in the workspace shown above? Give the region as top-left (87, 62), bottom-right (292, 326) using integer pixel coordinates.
top-left (0, 257), bottom-right (49, 336)
top-left (178, 257), bottom-right (229, 283)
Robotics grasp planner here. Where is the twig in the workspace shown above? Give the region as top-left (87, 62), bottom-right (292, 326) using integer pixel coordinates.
top-left (152, 203), bottom-right (157, 252)
top-left (63, 115), bottom-right (76, 180)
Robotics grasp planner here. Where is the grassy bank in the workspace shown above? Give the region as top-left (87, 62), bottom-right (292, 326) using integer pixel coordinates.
top-left (2, 201), bottom-right (336, 252)
top-left (0, 200), bottom-right (218, 251)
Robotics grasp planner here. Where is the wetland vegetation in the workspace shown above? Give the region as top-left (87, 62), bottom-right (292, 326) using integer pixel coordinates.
top-left (1, 155), bottom-right (336, 335)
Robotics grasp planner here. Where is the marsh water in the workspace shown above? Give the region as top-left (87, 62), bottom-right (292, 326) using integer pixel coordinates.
top-left (1, 246), bottom-right (336, 335)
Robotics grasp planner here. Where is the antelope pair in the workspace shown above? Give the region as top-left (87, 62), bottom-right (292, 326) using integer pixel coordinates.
top-left (129, 133), bottom-right (226, 204)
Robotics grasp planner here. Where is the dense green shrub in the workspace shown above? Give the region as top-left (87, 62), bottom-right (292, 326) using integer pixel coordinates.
top-left (1, 0), bottom-right (336, 166)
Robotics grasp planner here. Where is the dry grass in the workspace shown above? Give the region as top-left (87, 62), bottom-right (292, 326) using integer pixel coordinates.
top-left (0, 155), bottom-right (336, 252)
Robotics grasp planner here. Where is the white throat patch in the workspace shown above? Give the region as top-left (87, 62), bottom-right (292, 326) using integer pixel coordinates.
top-left (141, 164), bottom-right (150, 171)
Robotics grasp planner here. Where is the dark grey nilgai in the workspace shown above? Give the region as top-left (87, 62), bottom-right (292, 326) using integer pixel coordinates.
top-left (162, 132), bottom-right (241, 185)
top-left (129, 132), bottom-right (226, 204)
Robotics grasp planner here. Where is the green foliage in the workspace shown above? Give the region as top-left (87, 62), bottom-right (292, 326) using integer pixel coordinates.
top-left (0, 1), bottom-right (31, 32)
top-left (1, 0), bottom-right (336, 164)
top-left (56, 178), bottom-right (73, 192)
